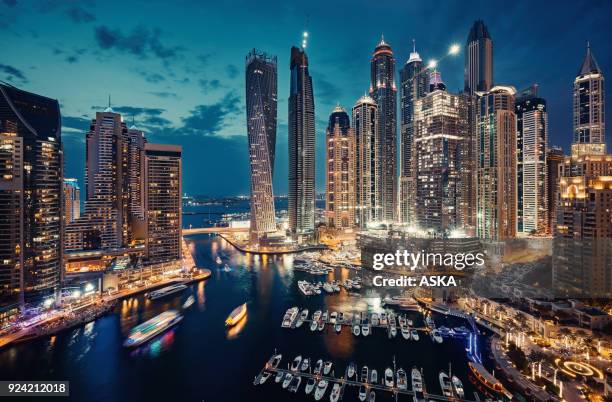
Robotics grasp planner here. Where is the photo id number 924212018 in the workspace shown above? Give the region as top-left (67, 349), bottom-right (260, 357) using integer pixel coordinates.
top-left (0, 381), bottom-right (69, 397)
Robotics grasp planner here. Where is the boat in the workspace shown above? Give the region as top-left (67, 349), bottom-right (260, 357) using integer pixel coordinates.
top-left (123, 310), bottom-right (183, 347)
top-left (425, 315), bottom-right (434, 327)
top-left (259, 371), bottom-right (271, 384)
top-left (359, 385), bottom-right (367, 401)
top-left (314, 380), bottom-right (329, 401)
top-left (337, 312), bottom-right (344, 324)
top-left (452, 376), bottom-right (465, 399)
top-left (282, 307), bottom-right (299, 328)
top-left (361, 366), bottom-right (369, 383)
top-left (310, 320), bottom-right (319, 332)
top-left (267, 353), bottom-right (282, 369)
top-left (330, 383), bottom-right (341, 402)
top-left (407, 319), bottom-right (413, 326)
top-left (411, 367), bottom-right (423, 392)
top-left (291, 355), bottom-right (302, 371)
top-left (305, 378), bottom-right (316, 394)
top-left (318, 320), bottom-right (325, 331)
top-left (334, 323), bottom-right (342, 333)
top-left (275, 371), bottom-right (284, 383)
top-left (431, 329), bottom-right (443, 343)
top-left (397, 368), bottom-right (408, 390)
top-left (468, 361), bottom-right (510, 396)
top-left (329, 311), bottom-right (338, 324)
top-left (313, 310), bottom-right (322, 322)
top-left (385, 367), bottom-right (394, 387)
top-left (298, 281), bottom-right (314, 296)
top-left (301, 357), bottom-right (310, 372)
top-left (182, 295), bottom-right (195, 309)
top-left (370, 369), bottom-right (378, 384)
top-left (368, 390), bottom-right (376, 402)
top-left (215, 256), bottom-right (222, 264)
top-left (411, 329), bottom-right (419, 341)
top-left (322, 310), bottom-right (329, 322)
top-left (390, 326), bottom-right (397, 338)
top-left (282, 373), bottom-right (293, 389)
top-left (439, 371), bottom-right (453, 397)
top-left (147, 284), bottom-right (188, 300)
top-left (314, 359), bottom-right (323, 375)
top-left (288, 375), bottom-right (301, 393)
top-left (223, 264), bottom-right (231, 272)
top-left (323, 361), bottom-right (333, 375)
top-left (371, 313), bottom-right (379, 326)
top-left (296, 309), bottom-right (309, 328)
top-left (323, 283), bottom-right (334, 293)
top-left (401, 325), bottom-right (411, 340)
top-left (353, 324), bottom-right (361, 336)
top-left (347, 362), bottom-right (356, 378)
top-left (380, 312), bottom-right (388, 326)
top-left (362, 318), bottom-right (370, 336)
top-left (225, 303), bottom-right (247, 327)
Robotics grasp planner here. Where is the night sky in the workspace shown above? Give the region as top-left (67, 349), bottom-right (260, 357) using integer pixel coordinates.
top-left (1, 0), bottom-right (611, 196)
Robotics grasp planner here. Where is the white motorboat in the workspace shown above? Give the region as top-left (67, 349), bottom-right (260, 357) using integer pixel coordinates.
top-left (296, 309), bottom-right (309, 328)
top-left (282, 307), bottom-right (299, 328)
top-left (314, 359), bottom-right (323, 375)
top-left (407, 319), bottom-right (413, 326)
top-left (353, 324), bottom-right (361, 336)
top-left (426, 315), bottom-right (434, 328)
top-left (401, 325), bottom-right (411, 340)
top-left (370, 369), bottom-right (378, 384)
top-left (337, 312), bottom-right (344, 324)
top-left (223, 264), bottom-right (231, 272)
top-left (329, 311), bottom-right (338, 324)
top-left (301, 357), bottom-right (310, 371)
top-left (411, 329), bottom-right (419, 341)
top-left (322, 310), bottom-right (329, 322)
top-left (439, 371), bottom-right (453, 397)
top-left (259, 371), bottom-right (271, 384)
top-left (371, 313), bottom-right (379, 326)
top-left (362, 318), bottom-right (370, 336)
top-left (359, 385), bottom-right (367, 401)
top-left (411, 367), bottom-right (423, 392)
top-left (267, 353), bottom-right (282, 369)
top-left (431, 329), bottom-right (443, 344)
top-left (313, 310), bottom-right (322, 321)
top-left (289, 375), bottom-right (301, 393)
top-left (282, 373), bottom-right (293, 389)
top-left (147, 284), bottom-right (188, 300)
top-left (368, 390), bottom-right (376, 402)
top-left (323, 361), bottom-right (333, 375)
top-left (182, 295), bottom-right (195, 309)
top-left (390, 326), bottom-right (397, 338)
top-left (314, 380), bottom-right (329, 401)
top-left (397, 368), bottom-right (408, 390)
top-left (335, 323), bottom-right (342, 333)
top-left (305, 378), bottom-right (316, 395)
top-left (291, 355), bottom-right (302, 371)
top-left (385, 367), bottom-right (394, 387)
top-left (275, 371), bottom-right (284, 383)
top-left (452, 376), bottom-right (465, 399)
top-left (361, 366), bottom-right (369, 383)
top-left (323, 283), bottom-right (334, 293)
top-left (380, 312), bottom-right (388, 326)
top-left (310, 319), bottom-right (318, 331)
top-left (215, 256), bottom-right (222, 264)
top-left (347, 362), bottom-right (356, 378)
top-left (330, 383), bottom-right (341, 402)
top-left (318, 320), bottom-right (325, 331)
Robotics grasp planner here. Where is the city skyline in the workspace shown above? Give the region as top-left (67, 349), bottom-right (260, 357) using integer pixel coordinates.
top-left (1, 0), bottom-right (612, 197)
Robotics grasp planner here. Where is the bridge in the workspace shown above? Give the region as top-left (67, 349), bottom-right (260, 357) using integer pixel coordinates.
top-left (183, 227), bottom-right (249, 235)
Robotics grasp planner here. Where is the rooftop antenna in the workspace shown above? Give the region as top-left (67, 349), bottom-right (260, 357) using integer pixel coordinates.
top-left (302, 14), bottom-right (310, 49)
top-left (108, 94), bottom-right (111, 109)
top-left (412, 38), bottom-right (416, 53)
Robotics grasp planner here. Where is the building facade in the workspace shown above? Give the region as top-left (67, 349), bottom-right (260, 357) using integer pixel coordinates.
top-left (0, 83), bottom-right (63, 310)
top-left (63, 178), bottom-right (80, 225)
top-left (370, 36), bottom-right (397, 223)
top-left (546, 146), bottom-right (564, 234)
top-left (516, 87), bottom-right (548, 234)
top-left (246, 49), bottom-right (278, 244)
top-left (464, 20), bottom-right (493, 95)
top-left (288, 46), bottom-right (316, 238)
top-left (399, 41), bottom-right (429, 225)
top-left (325, 105), bottom-right (355, 229)
top-left (476, 86), bottom-right (517, 241)
top-left (352, 95), bottom-right (378, 228)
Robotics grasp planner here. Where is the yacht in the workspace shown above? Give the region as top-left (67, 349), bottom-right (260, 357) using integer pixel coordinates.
top-left (452, 375), bottom-right (465, 399)
top-left (215, 256), bottom-right (222, 264)
top-left (310, 319), bottom-right (319, 332)
top-left (368, 390), bottom-right (376, 402)
top-left (380, 312), bottom-right (388, 326)
top-left (305, 378), bottom-right (316, 395)
top-left (411, 329), bottom-right (419, 341)
top-left (468, 361), bottom-right (512, 398)
top-left (288, 376), bottom-right (301, 393)
top-left (330, 383), bottom-right (341, 402)
top-left (322, 310), bottom-right (329, 322)
top-left (314, 359), bottom-right (323, 375)
top-left (291, 355), bottom-right (302, 371)
top-left (425, 315), bottom-right (434, 328)
top-left (323, 361), bottom-right (333, 375)
top-left (314, 380), bottom-right (329, 401)
top-left (384, 367), bottom-right (394, 387)
top-left (439, 371), bottom-right (453, 397)
top-left (329, 311), bottom-right (338, 325)
top-left (401, 325), bottom-right (411, 340)
top-left (347, 362), bottom-right (356, 378)
top-left (431, 329), bottom-right (443, 343)
top-left (337, 312), bottom-right (344, 324)
top-left (281, 307), bottom-right (299, 328)
top-left (361, 366), bottom-right (369, 383)
top-left (359, 385), bottom-right (367, 401)
top-left (318, 320), bottom-right (325, 331)
top-left (370, 369), bottom-right (378, 384)
top-left (334, 323), bottom-right (342, 333)
top-left (353, 324), bottom-right (361, 336)
top-left (298, 280), bottom-right (314, 296)
top-left (147, 284), bottom-right (188, 300)
top-left (389, 326), bottom-right (397, 338)
top-left (323, 283), bottom-right (334, 293)
top-left (371, 313), bottom-right (379, 326)
top-left (282, 373), bottom-right (293, 389)
top-left (123, 310), bottom-right (183, 347)
top-left (362, 318), bottom-right (370, 336)
top-left (301, 357), bottom-right (310, 372)
top-left (397, 368), bottom-right (408, 390)
top-left (296, 309), bottom-right (309, 328)
top-left (407, 319), bottom-right (413, 326)
top-left (267, 353), bottom-right (282, 369)
top-left (223, 264), bottom-right (231, 272)
top-left (312, 310), bottom-right (322, 322)
top-left (274, 371), bottom-right (284, 383)
top-left (182, 295), bottom-right (195, 309)
top-left (259, 371), bottom-right (271, 385)
top-left (411, 367), bottom-right (423, 392)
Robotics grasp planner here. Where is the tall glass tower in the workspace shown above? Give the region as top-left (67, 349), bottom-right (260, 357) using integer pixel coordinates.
top-left (464, 20), bottom-right (493, 95)
top-left (288, 46), bottom-right (315, 238)
top-left (353, 95), bottom-right (378, 228)
top-left (246, 49), bottom-right (278, 244)
top-left (370, 35), bottom-right (397, 223)
top-left (399, 41), bottom-right (428, 226)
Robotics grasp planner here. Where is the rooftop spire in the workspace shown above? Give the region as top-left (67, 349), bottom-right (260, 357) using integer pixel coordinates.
top-left (104, 94), bottom-right (114, 113)
top-left (578, 41), bottom-right (602, 76)
top-left (407, 38), bottom-right (422, 63)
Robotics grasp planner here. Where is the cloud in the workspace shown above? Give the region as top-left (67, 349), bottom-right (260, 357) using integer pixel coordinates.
top-left (66, 6), bottom-right (95, 23)
top-left (2, 0), bottom-right (17, 7)
top-left (148, 91), bottom-right (178, 99)
top-left (94, 25), bottom-right (182, 62)
top-left (226, 64), bottom-right (239, 79)
top-left (0, 63), bottom-right (27, 83)
top-left (312, 72), bottom-right (342, 106)
top-left (135, 70), bottom-right (165, 83)
top-left (198, 53), bottom-right (212, 65)
top-left (180, 92), bottom-right (241, 136)
top-left (62, 115), bottom-right (90, 134)
top-left (198, 78), bottom-right (224, 93)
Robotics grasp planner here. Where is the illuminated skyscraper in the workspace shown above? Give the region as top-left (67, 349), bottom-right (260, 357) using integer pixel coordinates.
top-left (370, 35), bottom-right (397, 223)
top-left (0, 83), bottom-right (63, 310)
top-left (464, 20), bottom-right (493, 95)
top-left (572, 43), bottom-right (605, 157)
top-left (63, 178), bottom-right (80, 225)
top-left (127, 124), bottom-right (146, 222)
top-left (516, 86), bottom-right (548, 234)
top-left (476, 86), bottom-right (517, 241)
top-left (288, 46), bottom-right (315, 238)
top-left (352, 95), bottom-right (378, 228)
top-left (546, 146), bottom-right (564, 234)
top-left (399, 40), bottom-right (428, 225)
top-left (325, 105), bottom-right (355, 229)
top-left (246, 49), bottom-right (277, 243)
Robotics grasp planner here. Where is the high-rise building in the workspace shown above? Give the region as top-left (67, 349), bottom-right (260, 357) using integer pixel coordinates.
top-left (476, 86), bottom-right (517, 241)
top-left (63, 178), bottom-right (80, 225)
top-left (370, 35), bottom-right (397, 223)
top-left (413, 73), bottom-right (468, 233)
top-left (246, 49), bottom-right (278, 244)
top-left (464, 20), bottom-right (493, 95)
top-left (352, 95), bottom-right (378, 228)
top-left (288, 46), bottom-right (315, 238)
top-left (325, 105), bottom-right (355, 229)
top-left (516, 86), bottom-right (548, 235)
top-left (546, 146), bottom-right (564, 234)
top-left (127, 124), bottom-right (146, 222)
top-left (399, 41), bottom-right (429, 225)
top-left (143, 143), bottom-right (182, 263)
top-left (0, 83), bottom-right (63, 310)
top-left (572, 43), bottom-right (605, 157)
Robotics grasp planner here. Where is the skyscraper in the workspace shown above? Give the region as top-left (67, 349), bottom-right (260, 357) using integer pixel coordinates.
top-left (546, 146), bottom-right (564, 234)
top-left (0, 83), bottom-right (63, 310)
top-left (325, 105), bottom-right (355, 229)
top-left (143, 143), bottom-right (182, 263)
top-left (370, 35), bottom-right (397, 223)
top-left (63, 178), bottom-right (81, 225)
top-left (288, 46), bottom-right (315, 238)
top-left (127, 124), bottom-right (146, 222)
top-left (413, 73), bottom-right (468, 233)
top-left (352, 95), bottom-right (378, 228)
top-left (516, 86), bottom-right (548, 235)
top-left (464, 20), bottom-right (493, 95)
top-left (476, 86), bottom-right (517, 241)
top-left (246, 49), bottom-right (278, 244)
top-left (572, 43), bottom-right (605, 157)
top-left (399, 41), bottom-right (428, 225)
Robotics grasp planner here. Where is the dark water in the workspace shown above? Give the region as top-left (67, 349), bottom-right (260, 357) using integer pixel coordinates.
top-left (0, 235), bottom-right (490, 402)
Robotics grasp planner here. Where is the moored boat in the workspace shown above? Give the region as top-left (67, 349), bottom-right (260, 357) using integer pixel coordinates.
top-left (370, 369), bottom-right (378, 384)
top-left (330, 383), bottom-right (341, 402)
top-left (359, 385), bottom-right (367, 401)
top-left (347, 362), bottom-right (356, 378)
top-left (314, 380), bottom-right (328, 401)
top-left (259, 371), bottom-right (271, 384)
top-left (397, 368), bottom-right (408, 390)
top-left (305, 378), bottom-right (316, 394)
top-left (282, 373), bottom-right (293, 389)
top-left (353, 324), bottom-right (361, 336)
top-left (411, 367), bottom-right (423, 392)
top-left (323, 361), bottom-right (333, 375)
top-left (282, 307), bottom-right (299, 328)
top-left (368, 390), bottom-right (375, 402)
top-left (296, 308), bottom-right (309, 328)
top-left (300, 357), bottom-right (310, 372)
top-left (411, 329), bottom-right (419, 341)
top-left (314, 359), bottom-right (323, 375)
top-left (439, 371), bottom-right (453, 397)
top-left (361, 366), bottom-right (369, 383)
top-left (147, 284), bottom-right (188, 300)
top-left (452, 375), bottom-right (465, 399)
top-left (291, 355), bottom-right (302, 371)
top-left (468, 361), bottom-right (511, 397)
top-left (288, 375), bottom-right (301, 393)
top-left (275, 371), bottom-right (284, 383)
top-left (385, 367), bottom-right (394, 387)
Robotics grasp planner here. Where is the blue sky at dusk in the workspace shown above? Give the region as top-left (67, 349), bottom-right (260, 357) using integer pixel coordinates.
top-left (1, 0), bottom-right (611, 196)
